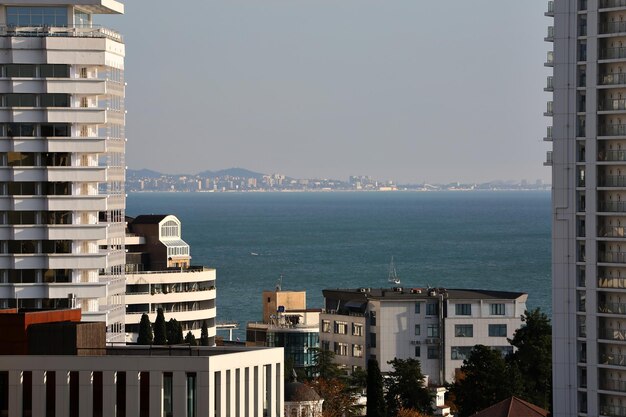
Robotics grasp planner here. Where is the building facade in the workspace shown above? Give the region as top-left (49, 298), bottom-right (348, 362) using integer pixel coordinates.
top-left (125, 215), bottom-right (217, 345)
top-left (0, 0), bottom-right (127, 343)
top-left (548, 0), bottom-right (626, 415)
top-left (319, 287), bottom-right (527, 384)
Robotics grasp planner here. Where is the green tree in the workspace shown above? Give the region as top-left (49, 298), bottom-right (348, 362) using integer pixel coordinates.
top-left (311, 347), bottom-right (343, 380)
top-left (166, 318), bottom-right (184, 345)
top-left (385, 358), bottom-right (432, 416)
top-left (508, 308), bottom-right (552, 410)
top-left (200, 320), bottom-right (209, 346)
top-left (184, 331), bottom-right (197, 346)
top-left (450, 345), bottom-right (517, 417)
top-left (137, 313), bottom-right (153, 345)
top-left (153, 308), bottom-right (167, 345)
top-left (366, 359), bottom-right (386, 417)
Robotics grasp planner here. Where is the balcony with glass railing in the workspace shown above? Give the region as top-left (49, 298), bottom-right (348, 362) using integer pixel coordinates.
top-left (601, 73), bottom-right (626, 86)
top-left (600, 124), bottom-right (626, 136)
top-left (545, 51), bottom-right (554, 66)
top-left (600, 403), bottom-right (626, 417)
top-left (545, 76), bottom-right (554, 92)
top-left (545, 26), bottom-right (554, 42)
top-left (601, 21), bottom-right (626, 35)
top-left (598, 201), bottom-right (626, 211)
top-left (600, 98), bottom-right (626, 111)
top-left (544, 151), bottom-right (553, 166)
top-left (599, 301), bottom-right (626, 314)
top-left (545, 101), bottom-right (554, 116)
top-left (601, 0), bottom-right (626, 8)
top-left (544, 126), bottom-right (553, 141)
top-left (598, 275), bottom-right (626, 288)
top-left (0, 25), bottom-right (122, 43)
top-left (599, 150), bottom-right (626, 161)
top-left (599, 251), bottom-right (626, 263)
top-left (600, 175), bottom-right (626, 187)
top-left (601, 47), bottom-right (626, 60)
top-left (546, 1), bottom-right (554, 16)
top-left (602, 378), bottom-right (626, 393)
top-left (599, 327), bottom-right (626, 340)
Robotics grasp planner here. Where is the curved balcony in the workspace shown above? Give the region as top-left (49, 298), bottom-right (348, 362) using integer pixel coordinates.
top-left (599, 251), bottom-right (626, 263)
top-left (599, 124), bottom-right (626, 136)
top-left (599, 302), bottom-right (626, 314)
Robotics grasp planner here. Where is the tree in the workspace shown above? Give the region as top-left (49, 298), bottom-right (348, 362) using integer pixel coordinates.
top-left (137, 313), bottom-right (153, 345)
top-left (311, 347), bottom-right (343, 380)
top-left (166, 318), bottom-right (184, 345)
top-left (385, 358), bottom-right (433, 416)
top-left (306, 377), bottom-right (362, 417)
top-left (184, 331), bottom-right (197, 346)
top-left (366, 359), bottom-right (386, 417)
top-left (153, 308), bottom-right (167, 345)
top-left (508, 308), bottom-right (552, 410)
top-left (450, 345), bottom-right (517, 417)
top-left (200, 320), bottom-right (209, 346)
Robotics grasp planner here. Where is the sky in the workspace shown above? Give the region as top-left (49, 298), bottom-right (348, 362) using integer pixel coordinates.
top-left (100, 1), bottom-right (551, 184)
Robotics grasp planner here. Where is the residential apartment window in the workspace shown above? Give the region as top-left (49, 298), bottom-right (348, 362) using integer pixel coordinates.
top-left (186, 373), bottom-right (197, 417)
top-left (427, 324), bottom-right (439, 338)
top-left (370, 311), bottom-right (376, 326)
top-left (489, 324), bottom-right (507, 337)
top-left (455, 324), bottom-right (473, 337)
top-left (6, 7), bottom-right (69, 27)
top-left (493, 346), bottom-right (514, 357)
top-left (334, 321), bottom-right (348, 335)
top-left (369, 333), bottom-right (376, 348)
top-left (426, 303), bottom-right (438, 316)
top-left (335, 342), bottom-right (348, 356)
top-left (455, 303), bottom-right (472, 316)
top-left (352, 323), bottom-right (363, 336)
top-left (415, 346), bottom-right (421, 357)
top-left (451, 346), bottom-right (473, 361)
top-left (352, 344), bottom-right (363, 358)
top-left (322, 320), bottom-right (330, 333)
top-left (427, 346), bottom-right (439, 359)
top-left (415, 302), bottom-right (422, 314)
top-left (321, 341), bottom-right (330, 351)
top-left (163, 373), bottom-right (173, 417)
top-left (414, 324), bottom-right (421, 336)
top-left (490, 303), bottom-right (506, 315)
top-left (40, 93), bottom-right (70, 108)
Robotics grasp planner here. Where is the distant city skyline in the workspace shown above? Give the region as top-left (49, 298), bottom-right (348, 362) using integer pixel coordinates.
top-left (102, 1), bottom-right (550, 184)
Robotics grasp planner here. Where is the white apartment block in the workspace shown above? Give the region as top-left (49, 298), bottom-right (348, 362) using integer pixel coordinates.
top-left (320, 287), bottom-right (527, 385)
top-left (547, 0), bottom-right (626, 415)
top-left (0, 1), bottom-right (126, 343)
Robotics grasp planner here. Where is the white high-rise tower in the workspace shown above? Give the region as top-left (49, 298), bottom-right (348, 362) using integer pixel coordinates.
top-left (0, 1), bottom-right (126, 343)
top-left (550, 0), bottom-right (626, 415)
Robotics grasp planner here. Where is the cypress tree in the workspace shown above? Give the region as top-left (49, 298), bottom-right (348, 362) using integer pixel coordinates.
top-left (153, 308), bottom-right (167, 345)
top-left (200, 320), bottom-right (209, 346)
top-left (166, 318), bottom-right (184, 345)
top-left (137, 313), bottom-right (153, 345)
top-left (184, 331), bottom-right (197, 346)
top-left (367, 359), bottom-right (386, 417)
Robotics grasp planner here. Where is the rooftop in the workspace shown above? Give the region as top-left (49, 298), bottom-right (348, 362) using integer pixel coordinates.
top-left (323, 287), bottom-right (527, 301)
top-left (1, 0), bottom-right (123, 14)
top-left (471, 396), bottom-right (549, 417)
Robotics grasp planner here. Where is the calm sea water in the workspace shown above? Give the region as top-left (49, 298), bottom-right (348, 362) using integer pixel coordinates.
top-left (127, 191), bottom-right (551, 340)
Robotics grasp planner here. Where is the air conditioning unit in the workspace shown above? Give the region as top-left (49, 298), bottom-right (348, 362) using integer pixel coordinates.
top-left (393, 287), bottom-right (403, 292)
top-left (410, 288), bottom-right (422, 294)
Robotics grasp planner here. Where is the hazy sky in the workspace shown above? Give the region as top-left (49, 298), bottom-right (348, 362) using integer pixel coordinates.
top-left (101, 1), bottom-right (551, 184)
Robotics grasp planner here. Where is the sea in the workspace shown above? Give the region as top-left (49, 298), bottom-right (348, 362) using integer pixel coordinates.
top-left (126, 191), bottom-right (551, 340)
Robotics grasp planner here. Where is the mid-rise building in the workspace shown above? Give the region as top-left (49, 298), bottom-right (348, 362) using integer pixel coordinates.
top-left (546, 0), bottom-right (626, 415)
top-left (124, 214), bottom-right (217, 345)
top-left (246, 289), bottom-right (320, 376)
top-left (0, 0), bottom-right (127, 343)
top-left (320, 287), bottom-right (527, 384)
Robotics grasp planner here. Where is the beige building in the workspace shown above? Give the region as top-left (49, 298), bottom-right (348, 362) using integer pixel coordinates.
top-left (0, 0), bottom-right (127, 343)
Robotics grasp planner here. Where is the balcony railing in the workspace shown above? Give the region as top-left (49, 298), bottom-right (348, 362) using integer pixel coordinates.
top-left (601, 21), bottom-right (626, 34)
top-left (600, 124), bottom-right (626, 136)
top-left (545, 76), bottom-right (554, 91)
top-left (600, 150), bottom-right (626, 161)
top-left (601, 73), bottom-right (626, 85)
top-left (600, 175), bottom-right (626, 187)
top-left (599, 251), bottom-right (626, 263)
top-left (598, 201), bottom-right (626, 212)
top-left (601, 378), bottom-right (626, 392)
top-left (546, 26), bottom-right (555, 41)
top-left (601, 352), bottom-right (626, 366)
top-left (599, 302), bottom-right (626, 314)
top-left (600, 404), bottom-right (626, 417)
top-left (545, 101), bottom-right (554, 116)
top-left (599, 99), bottom-right (626, 111)
top-left (599, 327), bottom-right (626, 340)
top-left (545, 151), bottom-right (553, 166)
top-left (601, 0), bottom-right (626, 7)
top-left (546, 1), bottom-right (554, 15)
top-left (601, 47), bottom-right (626, 60)
top-left (599, 276), bottom-right (626, 288)
top-left (545, 51), bottom-right (554, 66)
top-left (0, 25), bottom-right (122, 43)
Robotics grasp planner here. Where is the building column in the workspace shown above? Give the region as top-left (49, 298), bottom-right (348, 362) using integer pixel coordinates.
top-left (229, 369), bottom-right (236, 417)
top-left (268, 365), bottom-right (275, 417)
top-left (102, 371), bottom-right (116, 417)
top-left (149, 371), bottom-right (162, 417)
top-left (197, 372), bottom-right (210, 417)
top-left (8, 370), bottom-right (22, 417)
top-left (173, 371), bottom-right (186, 417)
top-left (217, 370), bottom-right (226, 417)
top-left (79, 371), bottom-right (93, 417)
top-left (55, 371), bottom-right (69, 417)
top-left (126, 371), bottom-right (140, 417)
top-left (32, 371), bottom-right (46, 417)
top-left (255, 366), bottom-right (263, 417)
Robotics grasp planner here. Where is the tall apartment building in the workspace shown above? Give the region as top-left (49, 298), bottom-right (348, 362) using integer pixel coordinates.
top-left (320, 287), bottom-right (527, 385)
top-left (0, 1), bottom-right (126, 343)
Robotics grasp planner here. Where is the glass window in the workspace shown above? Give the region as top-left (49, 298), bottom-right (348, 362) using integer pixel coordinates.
top-left (451, 346), bottom-right (473, 360)
top-left (414, 324), bottom-right (420, 336)
top-left (427, 324), bottom-right (439, 337)
top-left (40, 94), bottom-right (70, 107)
top-left (455, 303), bottom-right (472, 315)
top-left (186, 373), bottom-right (196, 417)
top-left (334, 342), bottom-right (348, 356)
top-left (427, 346), bottom-right (439, 359)
top-left (5, 64), bottom-right (35, 78)
top-left (426, 303), bottom-right (438, 316)
top-left (455, 324), bottom-right (473, 337)
top-left (352, 323), bottom-right (362, 336)
top-left (163, 373), bottom-right (173, 417)
top-left (493, 346), bottom-right (514, 357)
top-left (7, 7), bottom-right (69, 27)
top-left (5, 94), bottom-right (36, 107)
top-left (489, 324), bottom-right (507, 337)
top-left (415, 346), bottom-right (421, 357)
top-left (370, 311), bottom-right (376, 326)
top-left (39, 64), bottom-right (70, 78)
top-left (369, 332), bottom-right (376, 348)
top-left (490, 303), bottom-right (506, 315)
top-left (334, 321), bottom-right (347, 335)
top-left (352, 344), bottom-right (363, 358)
top-left (321, 320), bottom-right (330, 333)
top-left (74, 9), bottom-right (90, 27)
top-left (414, 302), bottom-right (421, 314)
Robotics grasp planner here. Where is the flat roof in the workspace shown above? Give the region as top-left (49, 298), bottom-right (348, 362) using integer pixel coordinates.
top-left (106, 345), bottom-right (277, 357)
top-left (323, 287), bottom-right (527, 301)
top-left (1, 0), bottom-right (124, 14)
